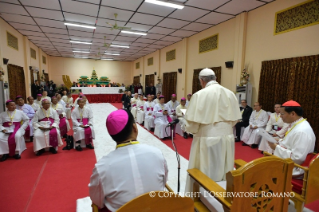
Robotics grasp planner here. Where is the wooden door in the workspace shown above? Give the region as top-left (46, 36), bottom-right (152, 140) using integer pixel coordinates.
top-left (44, 73), bottom-right (49, 82)
top-left (7, 64), bottom-right (26, 100)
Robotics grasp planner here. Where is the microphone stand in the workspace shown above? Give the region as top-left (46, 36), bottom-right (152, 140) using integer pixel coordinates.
top-left (170, 123), bottom-right (181, 194)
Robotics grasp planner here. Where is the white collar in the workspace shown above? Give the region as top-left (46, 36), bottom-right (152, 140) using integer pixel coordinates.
top-left (205, 80), bottom-right (218, 88)
top-left (290, 117), bottom-right (304, 126)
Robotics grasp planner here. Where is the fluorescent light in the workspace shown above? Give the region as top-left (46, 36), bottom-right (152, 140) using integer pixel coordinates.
top-left (64, 23), bottom-right (96, 29)
top-left (145, 0), bottom-right (184, 9)
top-left (105, 53), bottom-right (120, 55)
top-left (121, 31), bottom-right (147, 36)
top-left (110, 44), bottom-right (129, 48)
top-left (101, 58), bottom-right (113, 60)
top-left (75, 56), bottom-right (88, 59)
top-left (73, 51), bottom-right (90, 53)
top-left (70, 40), bottom-right (92, 45)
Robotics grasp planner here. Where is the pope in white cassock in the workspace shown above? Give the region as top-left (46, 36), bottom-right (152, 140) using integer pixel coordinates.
top-left (51, 97), bottom-right (70, 138)
top-left (130, 93), bottom-right (139, 120)
top-left (184, 68), bottom-right (241, 192)
top-left (259, 103), bottom-right (289, 153)
top-left (154, 95), bottom-right (172, 139)
top-left (32, 99), bottom-right (63, 156)
top-left (241, 102), bottom-right (269, 148)
top-left (268, 100), bottom-right (315, 178)
top-left (166, 94), bottom-right (180, 120)
top-left (176, 97), bottom-right (188, 139)
top-left (27, 96), bottom-right (40, 112)
top-left (89, 109), bottom-right (168, 211)
top-left (0, 100), bottom-right (29, 162)
top-left (144, 95), bottom-right (155, 131)
top-left (136, 95), bottom-right (145, 124)
top-left (62, 93), bottom-right (74, 119)
top-left (71, 98), bottom-right (95, 151)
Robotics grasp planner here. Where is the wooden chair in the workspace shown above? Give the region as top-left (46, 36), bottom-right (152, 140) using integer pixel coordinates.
top-left (188, 156), bottom-right (294, 212)
top-left (261, 152), bottom-right (319, 212)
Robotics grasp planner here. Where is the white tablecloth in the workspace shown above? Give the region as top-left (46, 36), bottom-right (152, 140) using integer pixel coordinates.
top-left (71, 87), bottom-right (125, 94)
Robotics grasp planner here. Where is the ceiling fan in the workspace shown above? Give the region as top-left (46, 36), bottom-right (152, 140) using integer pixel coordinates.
top-left (106, 13), bottom-right (131, 30)
top-left (103, 36), bottom-right (111, 48)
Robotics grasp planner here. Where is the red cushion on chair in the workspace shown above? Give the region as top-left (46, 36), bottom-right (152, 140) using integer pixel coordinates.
top-left (292, 179), bottom-right (303, 194)
top-left (301, 153), bottom-right (317, 167)
top-left (309, 153), bottom-right (319, 165)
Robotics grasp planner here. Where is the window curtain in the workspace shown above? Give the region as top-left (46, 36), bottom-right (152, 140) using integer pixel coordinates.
top-left (8, 64), bottom-right (26, 100)
top-left (162, 72), bottom-right (177, 102)
top-left (192, 67), bottom-right (221, 94)
top-left (258, 54), bottom-right (319, 152)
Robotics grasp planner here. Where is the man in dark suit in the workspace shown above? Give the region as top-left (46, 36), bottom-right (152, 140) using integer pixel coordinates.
top-left (149, 83), bottom-right (156, 96)
top-left (123, 91), bottom-right (132, 110)
top-left (31, 80), bottom-right (40, 99)
top-left (121, 90), bottom-right (128, 108)
top-left (235, 99), bottom-right (253, 142)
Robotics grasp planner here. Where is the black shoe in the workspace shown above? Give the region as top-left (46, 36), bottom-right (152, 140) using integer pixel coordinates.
top-left (251, 144), bottom-right (258, 149)
top-left (0, 154), bottom-right (9, 162)
top-left (36, 149), bottom-right (45, 156)
top-left (62, 146), bottom-right (70, 150)
top-left (189, 134), bottom-right (193, 138)
top-left (49, 147), bottom-right (57, 154)
top-left (75, 145), bottom-right (83, 151)
top-left (150, 128), bottom-right (154, 132)
top-left (86, 143), bottom-right (94, 149)
top-left (235, 138), bottom-right (241, 142)
top-left (261, 151), bottom-right (264, 154)
top-left (242, 143), bottom-right (249, 146)
top-left (183, 132), bottom-right (188, 139)
top-left (30, 136), bottom-right (33, 142)
top-left (14, 154), bottom-right (21, 159)
top-left (69, 136), bottom-right (74, 149)
top-left (62, 134), bottom-right (68, 139)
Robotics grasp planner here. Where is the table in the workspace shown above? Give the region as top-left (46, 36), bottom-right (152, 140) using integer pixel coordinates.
top-left (71, 87), bottom-right (125, 103)
top-left (70, 87), bottom-right (125, 94)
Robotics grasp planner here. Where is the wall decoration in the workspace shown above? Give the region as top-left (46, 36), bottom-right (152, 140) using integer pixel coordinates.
top-left (148, 57), bottom-right (153, 66)
top-left (42, 56), bottom-right (46, 64)
top-left (7, 31), bottom-right (18, 50)
top-left (199, 34), bottom-right (218, 53)
top-left (30, 48), bottom-right (36, 59)
top-left (166, 49), bottom-right (176, 61)
top-left (136, 62), bottom-right (140, 69)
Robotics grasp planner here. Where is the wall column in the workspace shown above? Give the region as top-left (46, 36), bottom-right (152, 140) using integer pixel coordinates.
top-left (23, 36), bottom-right (31, 97)
top-left (181, 38), bottom-right (188, 97)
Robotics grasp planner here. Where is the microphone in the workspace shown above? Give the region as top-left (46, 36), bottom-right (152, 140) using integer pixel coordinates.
top-left (167, 119), bottom-right (179, 126)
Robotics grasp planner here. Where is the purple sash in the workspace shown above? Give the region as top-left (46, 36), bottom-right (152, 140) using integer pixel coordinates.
top-left (59, 117), bottom-right (68, 136)
top-left (132, 104), bottom-right (137, 107)
top-left (2, 122), bottom-right (21, 156)
top-left (39, 118), bottom-right (58, 147)
top-left (77, 118), bottom-right (92, 145)
top-left (147, 107), bottom-right (153, 111)
top-left (140, 106), bottom-right (144, 109)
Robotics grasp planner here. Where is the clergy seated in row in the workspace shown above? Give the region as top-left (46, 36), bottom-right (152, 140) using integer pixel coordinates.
top-left (51, 97), bottom-right (70, 139)
top-left (267, 100), bottom-right (315, 178)
top-left (32, 99), bottom-right (63, 156)
top-left (71, 99), bottom-right (94, 151)
top-left (35, 94), bottom-right (43, 106)
top-left (56, 94), bottom-right (66, 110)
top-left (184, 68), bottom-right (241, 192)
top-left (153, 92), bottom-right (161, 105)
top-left (176, 97), bottom-right (188, 139)
top-left (259, 103), bottom-right (289, 154)
top-left (185, 93), bottom-right (192, 107)
top-left (241, 102), bottom-right (268, 148)
top-left (166, 94), bottom-right (180, 120)
top-left (27, 96), bottom-right (40, 112)
top-left (144, 95), bottom-right (155, 131)
top-left (234, 99), bottom-right (252, 142)
top-left (136, 95), bottom-right (145, 125)
top-left (74, 93), bottom-right (83, 106)
top-left (130, 93), bottom-right (139, 120)
top-left (41, 90), bottom-right (51, 102)
top-left (154, 95), bottom-right (171, 139)
top-left (0, 100), bottom-right (29, 162)
top-left (89, 109), bottom-right (168, 211)
top-left (62, 93), bottom-right (74, 119)
top-left (16, 96), bottom-right (35, 142)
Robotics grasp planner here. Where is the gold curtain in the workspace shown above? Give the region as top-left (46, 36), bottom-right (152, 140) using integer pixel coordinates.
top-left (162, 72), bottom-right (177, 102)
top-left (192, 67), bottom-right (221, 94)
top-left (8, 64), bottom-right (26, 100)
top-left (258, 54), bottom-right (319, 152)
top-left (133, 76), bottom-right (140, 84)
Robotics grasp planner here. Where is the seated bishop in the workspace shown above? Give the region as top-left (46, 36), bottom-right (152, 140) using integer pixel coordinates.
top-left (0, 100), bottom-right (29, 162)
top-left (176, 97), bottom-right (188, 139)
top-left (130, 93), bottom-right (139, 120)
top-left (267, 100), bottom-right (315, 178)
top-left (89, 109), bottom-right (168, 211)
top-left (62, 93), bottom-right (74, 119)
top-left (56, 94), bottom-right (66, 110)
top-left (27, 96), bottom-right (40, 112)
top-left (259, 103), bottom-right (289, 154)
top-left (51, 97), bottom-right (70, 138)
top-left (16, 96), bottom-right (35, 142)
top-left (32, 99), bottom-right (63, 156)
top-left (166, 94), bottom-right (180, 120)
top-left (185, 94), bottom-right (192, 107)
top-left (153, 92), bottom-right (161, 105)
top-left (242, 102), bottom-right (268, 148)
top-left (136, 95), bottom-right (145, 124)
top-left (74, 93), bottom-right (83, 106)
top-left (35, 94), bottom-right (43, 106)
top-left (154, 95), bottom-right (171, 139)
top-left (144, 95), bottom-right (155, 131)
top-left (71, 98), bottom-right (95, 151)
top-left (41, 91), bottom-right (51, 102)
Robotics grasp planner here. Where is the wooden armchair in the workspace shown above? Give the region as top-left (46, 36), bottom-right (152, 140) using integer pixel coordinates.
top-left (262, 152), bottom-right (319, 212)
top-left (188, 156), bottom-right (294, 212)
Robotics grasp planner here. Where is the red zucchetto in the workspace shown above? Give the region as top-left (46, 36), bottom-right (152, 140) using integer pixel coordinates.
top-left (282, 100), bottom-right (301, 107)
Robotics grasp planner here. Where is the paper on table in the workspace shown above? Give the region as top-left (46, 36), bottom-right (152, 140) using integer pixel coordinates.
top-left (181, 109), bottom-right (187, 115)
top-left (258, 129), bottom-right (277, 143)
top-left (4, 126), bottom-right (14, 133)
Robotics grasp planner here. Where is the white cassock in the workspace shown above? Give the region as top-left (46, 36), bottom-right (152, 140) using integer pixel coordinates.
top-left (259, 113), bottom-right (289, 153)
top-left (89, 143), bottom-right (168, 211)
top-left (74, 97), bottom-right (89, 107)
top-left (176, 104), bottom-right (187, 131)
top-left (130, 97), bottom-right (139, 119)
top-left (71, 106), bottom-right (95, 142)
top-left (29, 103), bottom-right (40, 112)
top-left (51, 103), bottom-right (70, 135)
top-left (41, 96), bottom-right (51, 102)
top-left (274, 118), bottom-right (315, 177)
top-left (154, 103), bottom-right (171, 139)
top-left (144, 101), bottom-right (155, 130)
top-left (166, 100), bottom-right (180, 120)
top-left (185, 100), bottom-right (189, 107)
top-left (136, 100), bottom-right (145, 124)
top-left (184, 81), bottom-right (241, 192)
top-left (153, 98), bottom-right (159, 105)
top-left (32, 109), bottom-right (63, 152)
top-left (58, 100), bottom-right (66, 110)
top-left (241, 110), bottom-right (269, 145)
top-left (16, 104), bottom-right (35, 138)
top-left (62, 96), bottom-right (74, 119)
top-left (0, 110), bottom-right (29, 156)
top-left (34, 99), bottom-right (42, 107)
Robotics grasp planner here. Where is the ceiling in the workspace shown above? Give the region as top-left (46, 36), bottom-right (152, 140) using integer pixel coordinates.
top-left (0, 0), bottom-right (274, 61)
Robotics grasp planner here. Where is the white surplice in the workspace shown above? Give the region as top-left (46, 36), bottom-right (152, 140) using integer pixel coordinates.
top-left (136, 100), bottom-right (145, 124)
top-left (58, 100), bottom-right (66, 110)
top-left (16, 104), bottom-right (35, 137)
top-left (29, 103), bottom-right (40, 112)
top-left (259, 113), bottom-right (289, 153)
top-left (176, 104), bottom-right (187, 131)
top-left (184, 81), bottom-right (241, 192)
top-left (242, 109), bottom-right (269, 145)
top-left (153, 98), bottom-right (159, 105)
top-left (166, 100), bottom-right (180, 120)
top-left (0, 110), bottom-right (29, 155)
top-left (32, 108), bottom-right (63, 152)
top-left (274, 118), bottom-right (315, 177)
top-left (41, 96), bottom-right (51, 102)
top-left (71, 106), bottom-right (95, 142)
top-left (62, 96), bottom-right (74, 119)
top-left (130, 97), bottom-right (139, 119)
top-left (51, 103), bottom-right (70, 132)
top-left (154, 103), bottom-right (171, 139)
top-left (34, 99), bottom-right (42, 107)
top-left (89, 143), bottom-right (168, 211)
top-left (144, 101), bottom-right (155, 130)
top-left (185, 100), bottom-right (190, 107)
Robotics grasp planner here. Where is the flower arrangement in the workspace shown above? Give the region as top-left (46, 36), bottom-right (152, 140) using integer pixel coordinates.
top-left (240, 68), bottom-right (249, 86)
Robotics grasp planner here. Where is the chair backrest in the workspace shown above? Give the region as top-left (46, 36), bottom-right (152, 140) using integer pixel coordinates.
top-left (117, 191), bottom-right (194, 212)
top-left (305, 153), bottom-right (319, 204)
top-left (226, 156), bottom-right (294, 212)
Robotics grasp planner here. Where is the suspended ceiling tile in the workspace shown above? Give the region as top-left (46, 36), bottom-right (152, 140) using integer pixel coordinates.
top-left (64, 13), bottom-right (97, 25)
top-left (124, 23), bottom-right (153, 32)
top-left (137, 2), bottom-right (175, 17)
top-left (0, 13), bottom-right (36, 25)
top-left (0, 2), bottom-right (29, 16)
top-left (169, 6), bottom-right (210, 22)
top-left (76, 0), bottom-right (100, 4)
top-left (41, 26), bottom-right (68, 34)
top-left (99, 6), bottom-right (134, 21)
top-left (114, 36), bottom-right (137, 42)
top-left (129, 13), bottom-right (163, 25)
top-left (34, 18), bottom-right (65, 28)
top-left (25, 7), bottom-right (64, 21)
top-left (157, 18), bottom-right (190, 29)
top-left (101, 0), bottom-right (143, 11)
top-left (185, 0), bottom-right (229, 10)
top-left (152, 40), bottom-right (174, 46)
top-left (10, 22), bottom-right (41, 31)
top-left (18, 30), bottom-right (45, 37)
top-left (50, 38), bottom-right (71, 43)
top-left (161, 36), bottom-right (182, 42)
top-left (170, 30), bottom-right (197, 37)
top-left (96, 17), bottom-right (126, 28)
top-left (196, 12), bottom-right (234, 25)
top-left (130, 42), bottom-right (149, 47)
top-left (148, 26), bottom-right (175, 35)
top-left (216, 0), bottom-right (265, 15)
top-left (20, 0), bottom-right (61, 10)
top-left (94, 26), bottom-right (119, 35)
top-left (0, 0), bottom-right (20, 4)
top-left (60, 0), bottom-right (99, 16)
top-left (47, 33), bottom-right (69, 39)
top-left (182, 22), bottom-right (212, 31)
top-left (68, 30), bottom-right (93, 38)
top-left (69, 36), bottom-right (93, 42)
top-left (134, 38), bottom-right (155, 44)
top-left (143, 33), bottom-right (166, 40)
